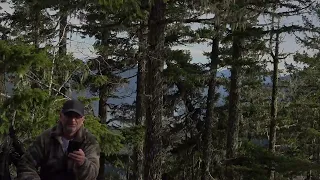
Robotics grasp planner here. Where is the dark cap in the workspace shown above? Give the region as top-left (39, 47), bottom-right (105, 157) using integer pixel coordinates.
top-left (61, 99), bottom-right (85, 116)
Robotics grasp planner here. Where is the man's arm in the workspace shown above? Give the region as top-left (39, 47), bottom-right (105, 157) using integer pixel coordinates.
top-left (75, 139), bottom-right (101, 180)
top-left (16, 135), bottom-right (45, 180)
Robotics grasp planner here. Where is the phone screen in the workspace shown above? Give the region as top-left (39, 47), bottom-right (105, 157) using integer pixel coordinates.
top-left (67, 141), bottom-right (81, 153)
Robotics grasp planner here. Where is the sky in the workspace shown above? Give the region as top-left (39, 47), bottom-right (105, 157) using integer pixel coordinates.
top-left (69, 5), bottom-right (319, 73)
top-left (173, 12), bottom-right (319, 71)
top-left (0, 1), bottom-right (319, 73)
top-left (1, 1), bottom-right (319, 125)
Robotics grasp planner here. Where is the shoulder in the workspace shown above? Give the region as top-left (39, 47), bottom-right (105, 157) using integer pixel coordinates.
top-left (37, 127), bottom-right (54, 139)
top-left (40, 127), bottom-right (53, 137)
top-left (83, 128), bottom-right (99, 145)
top-left (32, 126), bottom-right (55, 146)
top-left (82, 128), bottom-right (101, 155)
top-left (24, 127), bottom-right (54, 157)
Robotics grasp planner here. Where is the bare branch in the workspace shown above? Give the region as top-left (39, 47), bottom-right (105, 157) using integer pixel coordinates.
top-left (0, 92), bottom-right (10, 98)
top-left (49, 19), bottom-right (70, 95)
top-left (26, 74), bottom-right (71, 99)
top-left (55, 66), bottom-right (81, 96)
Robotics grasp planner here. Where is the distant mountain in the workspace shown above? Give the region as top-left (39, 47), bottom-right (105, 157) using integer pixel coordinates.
top-left (106, 67), bottom-right (231, 107)
top-left (4, 67), bottom-right (289, 122)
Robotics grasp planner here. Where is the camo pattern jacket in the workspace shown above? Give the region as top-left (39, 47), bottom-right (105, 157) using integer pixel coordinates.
top-left (16, 122), bottom-right (100, 180)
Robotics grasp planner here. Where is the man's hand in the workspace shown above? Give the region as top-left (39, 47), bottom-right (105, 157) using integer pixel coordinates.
top-left (68, 149), bottom-right (86, 166)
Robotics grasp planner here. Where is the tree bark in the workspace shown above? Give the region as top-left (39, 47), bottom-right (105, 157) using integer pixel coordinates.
top-left (269, 24), bottom-right (280, 180)
top-left (226, 35), bottom-right (242, 180)
top-left (98, 84), bottom-right (108, 123)
top-left (96, 30), bottom-right (110, 180)
top-left (33, 3), bottom-right (40, 49)
top-left (97, 152), bottom-right (105, 180)
top-left (58, 9), bottom-right (71, 96)
top-left (59, 10), bottom-right (67, 55)
top-left (201, 38), bottom-right (219, 180)
top-left (0, 67), bottom-right (4, 103)
top-left (98, 31), bottom-right (109, 124)
top-left (30, 5), bottom-right (41, 89)
top-left (132, 22), bottom-right (147, 180)
top-left (143, 0), bottom-right (166, 179)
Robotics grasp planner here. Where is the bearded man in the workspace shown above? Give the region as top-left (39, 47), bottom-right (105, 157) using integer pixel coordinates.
top-left (17, 99), bottom-right (100, 180)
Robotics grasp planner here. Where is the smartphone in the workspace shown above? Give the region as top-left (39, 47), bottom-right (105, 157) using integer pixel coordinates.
top-left (67, 141), bottom-right (82, 153)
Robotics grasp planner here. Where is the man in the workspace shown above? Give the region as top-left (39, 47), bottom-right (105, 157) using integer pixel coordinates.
top-left (16, 99), bottom-right (100, 180)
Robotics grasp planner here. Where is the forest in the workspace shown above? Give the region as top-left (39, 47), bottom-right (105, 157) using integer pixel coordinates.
top-left (0, 0), bottom-right (320, 179)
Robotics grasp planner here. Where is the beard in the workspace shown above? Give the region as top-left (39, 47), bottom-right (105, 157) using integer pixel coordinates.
top-left (63, 125), bottom-right (78, 134)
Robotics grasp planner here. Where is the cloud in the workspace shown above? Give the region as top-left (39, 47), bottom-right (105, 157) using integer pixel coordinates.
top-left (0, 2), bottom-right (317, 71)
top-left (172, 43), bottom-right (210, 63)
top-left (68, 35), bottom-right (97, 60)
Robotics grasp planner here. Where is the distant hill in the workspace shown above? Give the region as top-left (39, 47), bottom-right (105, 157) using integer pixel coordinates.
top-left (4, 67), bottom-right (289, 123)
top-left (106, 66), bottom-right (231, 107)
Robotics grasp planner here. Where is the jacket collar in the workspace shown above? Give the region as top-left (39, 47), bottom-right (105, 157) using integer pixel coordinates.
top-left (50, 121), bottom-right (86, 142)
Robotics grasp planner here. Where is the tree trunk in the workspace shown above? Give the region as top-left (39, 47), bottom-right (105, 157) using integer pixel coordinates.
top-left (96, 30), bottom-right (110, 180)
top-left (269, 13), bottom-right (280, 180)
top-left (59, 10), bottom-right (67, 55)
top-left (0, 68), bottom-right (4, 103)
top-left (58, 8), bottom-right (71, 96)
top-left (97, 152), bottom-right (106, 180)
top-left (226, 35), bottom-right (242, 180)
top-left (0, 33), bottom-right (6, 103)
top-left (143, 0), bottom-right (166, 179)
top-left (99, 85), bottom-right (108, 123)
top-left (132, 23), bottom-right (147, 180)
top-left (29, 5), bottom-right (41, 90)
top-left (98, 31), bottom-right (109, 124)
top-left (33, 6), bottom-right (40, 49)
top-left (201, 38), bottom-right (219, 180)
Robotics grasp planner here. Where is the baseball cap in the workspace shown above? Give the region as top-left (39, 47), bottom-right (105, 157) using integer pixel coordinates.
top-left (61, 99), bottom-right (85, 117)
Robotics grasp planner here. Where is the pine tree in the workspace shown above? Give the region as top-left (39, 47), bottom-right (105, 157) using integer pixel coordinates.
top-left (143, 0), bottom-right (167, 179)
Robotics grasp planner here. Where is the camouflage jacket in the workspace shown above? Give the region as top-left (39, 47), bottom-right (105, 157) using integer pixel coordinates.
top-left (16, 122), bottom-right (101, 180)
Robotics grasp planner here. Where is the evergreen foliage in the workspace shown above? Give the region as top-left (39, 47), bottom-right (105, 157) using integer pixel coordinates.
top-left (0, 0), bottom-right (320, 179)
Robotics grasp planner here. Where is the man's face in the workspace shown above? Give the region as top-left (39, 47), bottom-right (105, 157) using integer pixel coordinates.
top-left (60, 111), bottom-right (84, 136)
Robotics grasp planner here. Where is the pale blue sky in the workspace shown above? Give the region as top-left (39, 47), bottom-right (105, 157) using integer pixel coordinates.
top-left (1, 1), bottom-right (319, 125)
top-left (1, 1), bottom-right (319, 72)
top-left (68, 9), bottom-right (318, 73)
